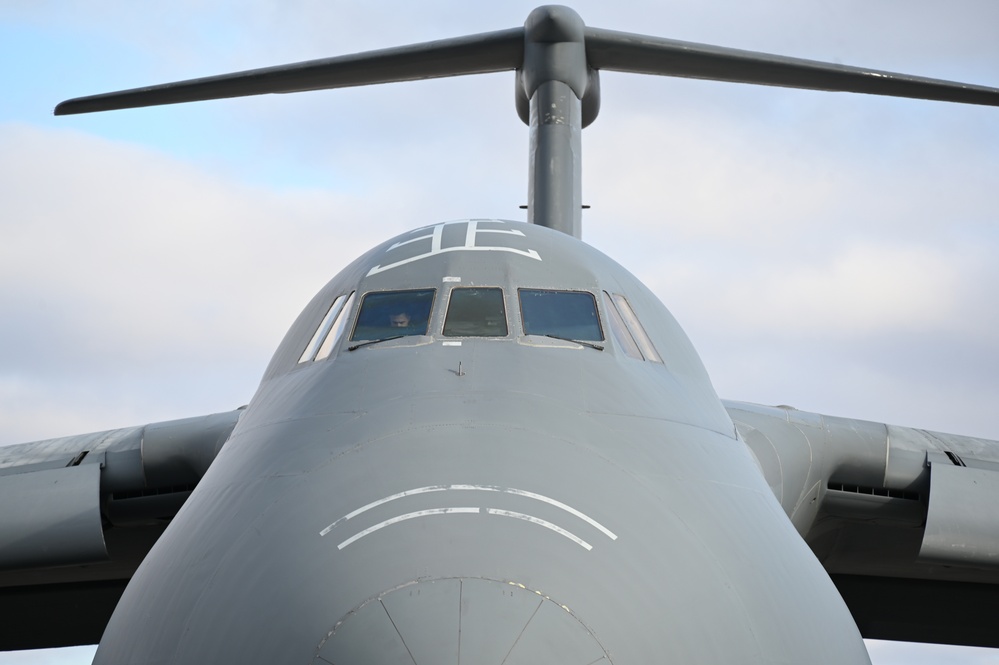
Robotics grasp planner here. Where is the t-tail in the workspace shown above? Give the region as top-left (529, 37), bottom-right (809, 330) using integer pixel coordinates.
top-left (55, 5), bottom-right (999, 239)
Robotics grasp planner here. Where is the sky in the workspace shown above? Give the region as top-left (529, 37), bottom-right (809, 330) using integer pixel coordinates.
top-left (2, 1), bottom-right (999, 663)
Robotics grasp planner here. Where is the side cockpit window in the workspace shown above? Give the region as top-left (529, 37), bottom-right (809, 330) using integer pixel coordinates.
top-left (519, 289), bottom-right (603, 341)
top-left (350, 289), bottom-right (435, 341)
top-left (605, 292), bottom-right (662, 363)
top-left (443, 288), bottom-right (508, 337)
top-left (605, 293), bottom-right (643, 360)
top-left (299, 291), bottom-right (356, 363)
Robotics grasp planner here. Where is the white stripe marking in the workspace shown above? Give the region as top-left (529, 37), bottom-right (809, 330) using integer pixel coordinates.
top-left (321, 485), bottom-right (450, 536)
top-left (485, 509), bottom-right (593, 551)
top-left (334, 506), bottom-right (593, 551)
top-left (319, 484), bottom-right (616, 541)
top-left (482, 487), bottom-right (618, 541)
top-left (336, 507), bottom-right (479, 550)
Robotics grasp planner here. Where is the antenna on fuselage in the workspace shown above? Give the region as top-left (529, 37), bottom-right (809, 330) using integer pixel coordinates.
top-left (55, 5), bottom-right (999, 239)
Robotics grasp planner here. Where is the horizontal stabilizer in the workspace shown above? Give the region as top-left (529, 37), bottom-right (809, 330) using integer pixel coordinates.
top-left (584, 27), bottom-right (999, 107)
top-left (55, 28), bottom-right (524, 115)
top-left (56, 14), bottom-right (999, 117)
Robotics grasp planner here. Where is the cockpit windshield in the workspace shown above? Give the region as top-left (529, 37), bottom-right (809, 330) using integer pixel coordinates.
top-left (519, 289), bottom-right (603, 341)
top-left (350, 289), bottom-right (435, 341)
top-left (443, 288), bottom-right (508, 337)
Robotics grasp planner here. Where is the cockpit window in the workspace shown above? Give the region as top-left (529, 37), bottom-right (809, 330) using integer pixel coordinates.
top-left (609, 293), bottom-right (662, 362)
top-left (315, 292), bottom-right (356, 360)
top-left (350, 289), bottom-right (435, 341)
top-left (604, 292), bottom-right (644, 361)
top-left (603, 292), bottom-right (662, 363)
top-left (299, 294), bottom-right (347, 363)
top-left (443, 288), bottom-right (508, 337)
top-left (299, 291), bottom-right (355, 363)
top-left (519, 289), bottom-right (603, 341)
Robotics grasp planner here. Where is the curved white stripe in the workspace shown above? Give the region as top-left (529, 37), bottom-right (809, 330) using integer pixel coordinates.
top-left (335, 506), bottom-right (593, 551)
top-left (320, 485), bottom-right (451, 536)
top-left (336, 507), bottom-right (479, 550)
top-left (320, 484), bottom-right (616, 541)
top-left (484, 509), bottom-right (593, 551)
top-left (493, 488), bottom-right (618, 541)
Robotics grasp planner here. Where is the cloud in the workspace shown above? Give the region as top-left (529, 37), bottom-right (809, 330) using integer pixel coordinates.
top-left (0, 123), bottom-right (392, 441)
top-left (2, 4), bottom-right (999, 664)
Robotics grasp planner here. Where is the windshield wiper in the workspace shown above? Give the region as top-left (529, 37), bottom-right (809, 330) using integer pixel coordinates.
top-left (544, 334), bottom-right (603, 351)
top-left (347, 335), bottom-right (404, 351)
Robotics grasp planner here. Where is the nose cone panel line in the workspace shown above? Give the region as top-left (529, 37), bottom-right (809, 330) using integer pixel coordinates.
top-left (313, 577), bottom-right (611, 665)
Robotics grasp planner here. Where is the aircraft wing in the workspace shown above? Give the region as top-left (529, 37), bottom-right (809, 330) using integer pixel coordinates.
top-left (6, 399), bottom-right (995, 652)
top-left (724, 400), bottom-right (999, 648)
top-left (0, 410), bottom-right (241, 651)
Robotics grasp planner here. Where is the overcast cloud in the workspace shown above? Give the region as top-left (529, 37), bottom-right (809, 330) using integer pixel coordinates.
top-left (2, 2), bottom-right (999, 663)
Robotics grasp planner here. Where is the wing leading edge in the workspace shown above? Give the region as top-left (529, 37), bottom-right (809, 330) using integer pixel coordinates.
top-left (0, 410), bottom-right (240, 651)
top-left (725, 400), bottom-right (999, 647)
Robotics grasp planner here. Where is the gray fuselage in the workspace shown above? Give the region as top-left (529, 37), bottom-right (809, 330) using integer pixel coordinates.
top-left (93, 220), bottom-right (870, 664)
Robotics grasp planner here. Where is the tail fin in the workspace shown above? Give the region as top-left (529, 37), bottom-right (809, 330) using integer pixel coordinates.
top-left (54, 5), bottom-right (999, 237)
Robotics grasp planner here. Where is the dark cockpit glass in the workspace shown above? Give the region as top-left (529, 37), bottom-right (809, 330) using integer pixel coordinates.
top-left (443, 288), bottom-right (508, 337)
top-left (350, 289), bottom-right (435, 341)
top-left (519, 289), bottom-right (603, 341)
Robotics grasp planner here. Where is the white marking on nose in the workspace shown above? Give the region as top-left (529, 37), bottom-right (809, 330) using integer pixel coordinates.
top-left (336, 507), bottom-right (479, 550)
top-left (333, 506), bottom-right (594, 551)
top-left (484, 509), bottom-right (593, 550)
top-left (321, 484), bottom-right (617, 547)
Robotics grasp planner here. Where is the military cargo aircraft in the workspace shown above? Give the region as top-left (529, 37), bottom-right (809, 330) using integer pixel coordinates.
top-left (3, 5), bottom-right (999, 664)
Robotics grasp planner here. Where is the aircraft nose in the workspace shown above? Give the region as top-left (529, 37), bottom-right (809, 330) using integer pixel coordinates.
top-left (315, 577), bottom-right (609, 665)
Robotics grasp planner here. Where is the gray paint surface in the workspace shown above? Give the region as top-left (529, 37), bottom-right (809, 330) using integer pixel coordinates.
top-left (1, 6), bottom-right (999, 664)
top-left (86, 221), bottom-right (869, 663)
top-left (0, 465), bottom-right (106, 570)
top-left (921, 463), bottom-right (999, 568)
